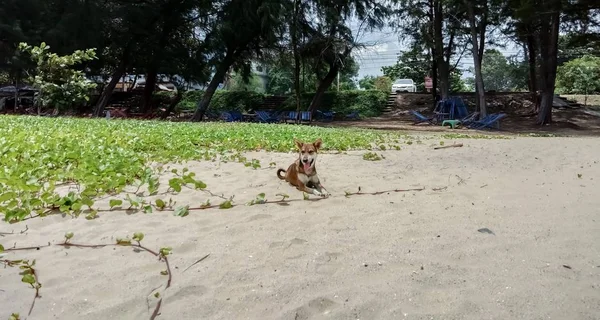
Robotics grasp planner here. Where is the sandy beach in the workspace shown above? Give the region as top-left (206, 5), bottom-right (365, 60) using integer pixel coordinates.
top-left (2, 135), bottom-right (600, 320)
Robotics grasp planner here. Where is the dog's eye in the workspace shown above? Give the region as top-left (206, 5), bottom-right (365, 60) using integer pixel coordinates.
top-left (309, 150), bottom-right (314, 154)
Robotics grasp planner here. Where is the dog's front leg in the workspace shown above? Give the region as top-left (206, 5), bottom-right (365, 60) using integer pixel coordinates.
top-left (296, 182), bottom-right (323, 197)
top-left (311, 177), bottom-right (330, 197)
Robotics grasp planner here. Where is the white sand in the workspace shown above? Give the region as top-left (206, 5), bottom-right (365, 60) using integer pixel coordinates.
top-left (2, 136), bottom-right (600, 320)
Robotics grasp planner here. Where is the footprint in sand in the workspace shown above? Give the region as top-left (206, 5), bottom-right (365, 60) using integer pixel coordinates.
top-left (290, 297), bottom-right (339, 320)
top-left (314, 252), bottom-right (342, 276)
top-left (247, 214), bottom-right (272, 222)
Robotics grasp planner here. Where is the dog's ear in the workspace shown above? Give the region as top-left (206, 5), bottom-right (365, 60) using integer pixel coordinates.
top-left (313, 138), bottom-right (322, 150)
top-left (294, 139), bottom-right (303, 150)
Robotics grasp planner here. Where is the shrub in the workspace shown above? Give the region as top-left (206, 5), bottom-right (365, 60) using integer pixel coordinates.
top-left (170, 89), bottom-right (387, 117)
top-left (18, 42), bottom-right (97, 110)
top-left (176, 90), bottom-right (265, 113)
top-left (281, 90), bottom-right (388, 117)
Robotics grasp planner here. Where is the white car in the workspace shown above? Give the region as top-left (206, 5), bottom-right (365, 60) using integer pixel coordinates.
top-left (391, 79), bottom-right (417, 93)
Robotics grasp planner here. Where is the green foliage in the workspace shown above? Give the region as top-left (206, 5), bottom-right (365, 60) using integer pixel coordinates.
top-left (176, 90), bottom-right (265, 113)
top-left (18, 42), bottom-right (97, 110)
top-left (373, 76), bottom-right (392, 92)
top-left (555, 55), bottom-right (600, 95)
top-left (227, 72), bottom-right (266, 92)
top-left (281, 90), bottom-right (387, 117)
top-left (464, 49), bottom-right (528, 92)
top-left (359, 76), bottom-right (392, 91)
top-left (265, 55), bottom-right (360, 95)
top-left (0, 115), bottom-right (412, 222)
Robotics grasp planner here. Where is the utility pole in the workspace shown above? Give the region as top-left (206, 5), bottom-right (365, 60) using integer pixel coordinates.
top-left (337, 73), bottom-right (340, 91)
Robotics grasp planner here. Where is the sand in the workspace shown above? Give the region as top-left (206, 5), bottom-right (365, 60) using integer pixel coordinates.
top-left (1, 135), bottom-right (600, 320)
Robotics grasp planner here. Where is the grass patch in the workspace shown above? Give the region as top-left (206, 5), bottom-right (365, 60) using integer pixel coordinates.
top-left (0, 115), bottom-right (410, 222)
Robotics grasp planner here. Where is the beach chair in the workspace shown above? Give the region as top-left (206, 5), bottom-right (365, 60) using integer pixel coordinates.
top-left (459, 111), bottom-right (480, 126)
top-left (300, 111), bottom-right (312, 124)
top-left (316, 110), bottom-right (335, 122)
top-left (345, 111), bottom-right (360, 120)
top-left (468, 113), bottom-right (506, 130)
top-left (285, 111), bottom-right (299, 123)
top-left (255, 110), bottom-right (280, 123)
top-left (409, 110), bottom-right (435, 125)
top-left (221, 111), bottom-right (242, 122)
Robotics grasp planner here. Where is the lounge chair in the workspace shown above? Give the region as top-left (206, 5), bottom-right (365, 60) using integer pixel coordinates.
top-left (468, 113), bottom-right (506, 130)
top-left (285, 111), bottom-right (299, 123)
top-left (300, 111), bottom-right (312, 124)
top-left (317, 110), bottom-right (335, 122)
top-left (409, 110), bottom-right (435, 125)
top-left (255, 110), bottom-right (280, 123)
top-left (460, 111), bottom-right (480, 126)
top-left (221, 111), bottom-right (243, 122)
top-left (345, 112), bottom-right (360, 120)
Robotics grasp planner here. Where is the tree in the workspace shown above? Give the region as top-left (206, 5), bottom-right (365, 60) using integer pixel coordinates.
top-left (373, 76), bottom-right (392, 92)
top-left (381, 47), bottom-right (430, 91)
top-left (190, 0), bottom-right (287, 121)
top-left (18, 42), bottom-right (97, 113)
top-left (465, 49), bottom-right (528, 92)
top-left (555, 55), bottom-right (600, 103)
top-left (358, 75), bottom-right (376, 90)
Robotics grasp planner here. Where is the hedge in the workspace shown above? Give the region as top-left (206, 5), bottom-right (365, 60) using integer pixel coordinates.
top-left (155, 89), bottom-right (387, 117)
top-left (280, 90), bottom-right (387, 117)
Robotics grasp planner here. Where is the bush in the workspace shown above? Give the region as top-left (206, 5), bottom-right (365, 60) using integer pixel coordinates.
top-left (176, 90), bottom-right (265, 113)
top-left (281, 90), bottom-right (388, 117)
top-left (18, 42), bottom-right (97, 110)
top-left (170, 89), bottom-right (387, 118)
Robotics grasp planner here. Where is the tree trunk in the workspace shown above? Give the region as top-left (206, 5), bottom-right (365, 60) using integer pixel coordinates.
top-left (433, 0), bottom-right (449, 99)
top-left (292, 0), bottom-right (302, 123)
top-left (13, 75), bottom-right (19, 111)
top-left (161, 88), bottom-right (183, 119)
top-left (190, 51), bottom-right (236, 121)
top-left (536, 4), bottom-right (560, 125)
top-left (93, 60), bottom-right (126, 117)
top-left (141, 67), bottom-right (158, 113)
top-left (428, 0), bottom-right (438, 111)
top-left (526, 34), bottom-right (537, 94)
top-left (465, 0), bottom-right (487, 117)
top-left (308, 63), bottom-right (340, 115)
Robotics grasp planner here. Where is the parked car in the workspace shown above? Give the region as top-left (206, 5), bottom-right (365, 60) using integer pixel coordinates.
top-left (391, 79), bottom-right (417, 93)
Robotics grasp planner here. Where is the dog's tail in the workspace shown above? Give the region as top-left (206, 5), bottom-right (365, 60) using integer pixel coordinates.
top-left (276, 168), bottom-right (286, 180)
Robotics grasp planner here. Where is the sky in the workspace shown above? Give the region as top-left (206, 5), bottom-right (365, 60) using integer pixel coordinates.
top-left (351, 25), bottom-right (523, 82)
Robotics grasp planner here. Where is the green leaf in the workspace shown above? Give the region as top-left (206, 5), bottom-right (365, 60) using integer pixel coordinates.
top-left (132, 232), bottom-right (144, 242)
top-left (109, 199), bottom-right (122, 209)
top-left (116, 238), bottom-right (132, 246)
top-left (168, 178), bottom-right (182, 192)
top-left (159, 247), bottom-right (172, 256)
top-left (81, 197), bottom-right (94, 209)
top-left (219, 200), bottom-right (233, 209)
top-left (194, 180), bottom-right (207, 189)
top-left (143, 205), bottom-right (153, 213)
top-left (65, 232), bottom-right (74, 240)
top-left (0, 192), bottom-right (17, 203)
top-left (21, 274), bottom-right (36, 285)
top-left (0, 244), bottom-right (4, 253)
top-left (85, 210), bottom-right (98, 220)
top-left (174, 205), bottom-right (189, 217)
top-left (155, 199), bottom-right (166, 209)
top-left (160, 270), bottom-right (168, 276)
top-left (276, 193), bottom-right (289, 200)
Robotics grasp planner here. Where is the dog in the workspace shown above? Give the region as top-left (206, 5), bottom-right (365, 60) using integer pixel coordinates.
top-left (277, 138), bottom-right (330, 197)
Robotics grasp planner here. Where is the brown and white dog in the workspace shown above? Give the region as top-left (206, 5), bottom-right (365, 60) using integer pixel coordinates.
top-left (276, 138), bottom-right (330, 197)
